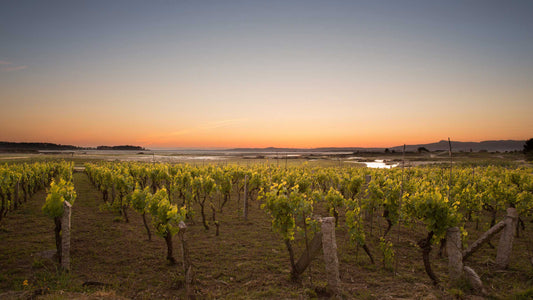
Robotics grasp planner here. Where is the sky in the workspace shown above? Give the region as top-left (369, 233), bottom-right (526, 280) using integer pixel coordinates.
top-left (1, 0), bottom-right (532, 149)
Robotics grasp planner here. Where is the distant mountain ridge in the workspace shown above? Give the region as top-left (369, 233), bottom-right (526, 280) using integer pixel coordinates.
top-left (391, 140), bottom-right (525, 152)
top-left (230, 140), bottom-right (525, 153)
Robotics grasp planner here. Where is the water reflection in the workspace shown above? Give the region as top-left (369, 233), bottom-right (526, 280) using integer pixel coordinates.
top-left (364, 161), bottom-right (398, 169)
top-left (344, 159), bottom-right (399, 168)
top-left (364, 159), bottom-right (399, 169)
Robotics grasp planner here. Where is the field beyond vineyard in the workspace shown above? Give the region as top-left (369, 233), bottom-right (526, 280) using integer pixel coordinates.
top-left (1, 156), bottom-right (533, 299)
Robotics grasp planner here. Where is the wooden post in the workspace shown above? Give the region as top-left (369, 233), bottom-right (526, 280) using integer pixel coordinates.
top-left (321, 217), bottom-right (341, 296)
top-left (178, 221), bottom-right (194, 298)
top-left (496, 208), bottom-right (518, 269)
top-left (463, 266), bottom-right (485, 295)
top-left (61, 201), bottom-right (72, 271)
top-left (243, 175), bottom-right (248, 221)
top-left (394, 144), bottom-right (406, 275)
top-left (446, 227), bottom-right (463, 283)
top-left (447, 137), bottom-right (453, 200)
top-left (462, 220), bottom-right (506, 261)
top-left (364, 175), bottom-right (373, 236)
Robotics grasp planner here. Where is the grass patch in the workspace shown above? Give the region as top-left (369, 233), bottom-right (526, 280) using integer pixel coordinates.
top-left (510, 288), bottom-right (533, 300)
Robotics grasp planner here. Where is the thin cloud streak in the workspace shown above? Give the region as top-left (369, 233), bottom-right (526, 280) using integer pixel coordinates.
top-left (200, 118), bottom-right (248, 130)
top-left (140, 118), bottom-right (249, 146)
top-left (0, 60), bottom-right (11, 65)
top-left (1, 65), bottom-right (28, 72)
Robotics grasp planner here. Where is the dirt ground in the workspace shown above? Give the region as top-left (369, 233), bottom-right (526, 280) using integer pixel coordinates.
top-left (1, 169), bottom-right (532, 299)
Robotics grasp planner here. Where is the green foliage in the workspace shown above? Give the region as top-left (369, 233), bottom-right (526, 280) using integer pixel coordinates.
top-left (130, 184), bottom-right (151, 213)
top-left (340, 172), bottom-right (364, 200)
top-left (345, 199), bottom-right (366, 246)
top-left (324, 187), bottom-right (345, 220)
top-left (404, 185), bottom-right (460, 241)
top-left (192, 175), bottom-right (217, 200)
top-left (148, 188), bottom-right (186, 237)
top-left (366, 171), bottom-right (402, 228)
top-left (42, 179), bottom-right (76, 218)
top-left (114, 173), bottom-right (134, 199)
top-left (0, 161), bottom-right (73, 220)
top-left (378, 237), bottom-right (394, 271)
top-left (260, 181), bottom-right (313, 242)
top-left (83, 161), bottom-right (533, 256)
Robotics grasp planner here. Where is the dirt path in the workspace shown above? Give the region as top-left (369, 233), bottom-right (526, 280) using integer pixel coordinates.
top-left (70, 172), bottom-right (182, 298)
top-left (0, 188), bottom-right (53, 292)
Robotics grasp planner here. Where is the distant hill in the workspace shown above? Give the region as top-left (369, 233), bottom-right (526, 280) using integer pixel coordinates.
top-left (229, 140), bottom-right (525, 153)
top-left (389, 140), bottom-right (525, 152)
top-left (0, 141), bottom-right (79, 152)
top-left (0, 142), bottom-right (146, 152)
top-left (96, 145), bottom-right (145, 151)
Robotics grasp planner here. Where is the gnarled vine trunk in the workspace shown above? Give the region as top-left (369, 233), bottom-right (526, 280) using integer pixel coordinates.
top-left (362, 244), bottom-right (375, 264)
top-left (383, 209), bottom-right (393, 237)
top-left (220, 194), bottom-right (229, 213)
top-left (164, 231), bottom-right (176, 265)
top-left (199, 197), bottom-right (209, 230)
top-left (142, 212), bottom-right (151, 241)
top-left (418, 231), bottom-right (439, 285)
top-left (54, 216), bottom-right (62, 263)
top-left (285, 239), bottom-right (297, 281)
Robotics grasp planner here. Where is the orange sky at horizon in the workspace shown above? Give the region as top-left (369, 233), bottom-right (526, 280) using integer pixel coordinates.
top-left (1, 77), bottom-right (531, 149)
top-left (1, 110), bottom-right (530, 149)
top-left (1, 68), bottom-right (531, 149)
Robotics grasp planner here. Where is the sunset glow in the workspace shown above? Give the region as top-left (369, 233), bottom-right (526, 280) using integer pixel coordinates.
top-left (1, 1), bottom-right (532, 149)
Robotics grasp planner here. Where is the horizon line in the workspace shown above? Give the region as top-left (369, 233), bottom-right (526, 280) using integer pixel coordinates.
top-left (1, 139), bottom-right (527, 151)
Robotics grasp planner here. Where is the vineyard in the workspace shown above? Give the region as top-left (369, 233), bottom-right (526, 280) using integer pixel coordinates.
top-left (1, 158), bottom-right (533, 299)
